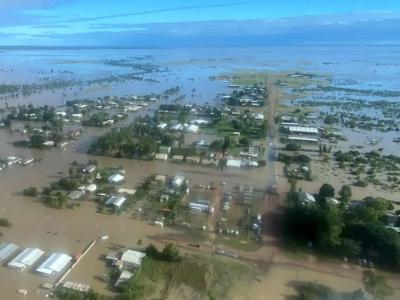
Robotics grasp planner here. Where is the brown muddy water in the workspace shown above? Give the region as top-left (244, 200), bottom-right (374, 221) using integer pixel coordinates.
top-left (0, 120), bottom-right (269, 299)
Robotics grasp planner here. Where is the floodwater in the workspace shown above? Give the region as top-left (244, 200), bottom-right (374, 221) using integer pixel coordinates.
top-left (1, 45), bottom-right (400, 298)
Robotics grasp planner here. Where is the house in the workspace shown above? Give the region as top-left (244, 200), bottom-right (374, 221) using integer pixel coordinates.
top-left (115, 270), bottom-right (133, 287)
top-left (186, 124), bottom-right (199, 133)
top-left (160, 194), bottom-right (170, 202)
top-left (69, 190), bottom-right (84, 200)
top-left (253, 113), bottom-right (264, 120)
top-left (118, 188), bottom-right (136, 195)
top-left (170, 124), bottom-right (183, 131)
top-left (71, 113), bottom-right (83, 119)
top-left (186, 156), bottom-right (200, 164)
top-left (105, 195), bottom-right (127, 208)
top-left (288, 136), bottom-right (319, 143)
top-left (109, 173), bottom-right (125, 184)
top-left (85, 184), bottom-right (97, 193)
top-left (297, 192), bottom-right (316, 204)
top-left (196, 140), bottom-right (210, 149)
top-left (191, 119), bottom-right (209, 125)
top-left (82, 164), bottom-right (97, 174)
top-left (155, 153), bottom-right (168, 161)
top-left (8, 248), bottom-right (45, 271)
top-left (201, 159), bottom-right (218, 166)
top-left (68, 128), bottom-right (81, 138)
top-left (385, 212), bottom-right (400, 227)
top-left (172, 175), bottom-right (185, 188)
top-left (157, 123), bottom-right (168, 129)
top-left (287, 126), bottom-right (319, 136)
top-left (189, 200), bottom-right (210, 213)
top-left (121, 250), bottom-right (146, 270)
top-left (36, 253), bottom-right (72, 277)
top-left (158, 146), bottom-right (171, 154)
top-left (155, 174), bottom-right (166, 183)
top-left (226, 159), bottom-right (242, 168)
top-left (172, 155), bottom-right (184, 162)
top-left (102, 119), bottom-right (114, 126)
top-left (43, 140), bottom-right (55, 148)
top-left (0, 243), bottom-right (19, 262)
top-left (62, 281), bottom-right (90, 293)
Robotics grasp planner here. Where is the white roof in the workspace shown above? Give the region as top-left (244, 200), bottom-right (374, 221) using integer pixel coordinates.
top-left (121, 250), bottom-right (146, 267)
top-left (155, 153), bottom-right (168, 160)
top-left (186, 124), bottom-right (199, 133)
top-left (226, 159), bottom-right (242, 168)
top-left (115, 270), bottom-right (133, 287)
top-left (157, 123), bottom-right (168, 129)
top-left (298, 192), bottom-right (316, 204)
top-left (172, 175), bottom-right (185, 187)
top-left (36, 253), bottom-right (72, 276)
top-left (105, 195), bottom-right (127, 208)
top-left (288, 126), bottom-right (318, 134)
top-left (191, 119), bottom-right (209, 125)
top-left (170, 124), bottom-right (183, 131)
top-left (0, 243), bottom-right (19, 262)
top-left (118, 188), bottom-right (136, 195)
top-left (109, 173), bottom-right (125, 183)
top-left (8, 248), bottom-right (45, 270)
top-left (288, 136), bottom-right (319, 142)
top-left (85, 184), bottom-right (97, 192)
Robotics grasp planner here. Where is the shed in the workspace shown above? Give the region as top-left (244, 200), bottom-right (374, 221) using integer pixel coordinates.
top-left (115, 270), bottom-right (133, 287)
top-left (172, 175), bottom-right (185, 188)
top-left (155, 153), bottom-right (168, 161)
top-left (0, 243), bottom-right (19, 262)
top-left (226, 159), bottom-right (242, 168)
top-left (121, 250), bottom-right (146, 270)
top-left (105, 195), bottom-right (127, 208)
top-left (69, 190), bottom-right (84, 200)
top-left (8, 248), bottom-right (45, 271)
top-left (36, 253), bottom-right (72, 277)
top-left (109, 174), bottom-right (125, 184)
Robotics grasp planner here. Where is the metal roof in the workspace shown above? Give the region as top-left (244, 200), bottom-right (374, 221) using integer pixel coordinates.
top-left (36, 253), bottom-right (72, 277)
top-left (0, 243), bottom-right (19, 262)
top-left (121, 250), bottom-right (146, 267)
top-left (8, 248), bottom-right (45, 271)
top-left (288, 126), bottom-right (319, 134)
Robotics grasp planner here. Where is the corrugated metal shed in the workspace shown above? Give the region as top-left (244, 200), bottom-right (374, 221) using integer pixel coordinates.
top-left (8, 248), bottom-right (45, 271)
top-left (36, 253), bottom-right (72, 277)
top-left (0, 243), bottom-right (19, 262)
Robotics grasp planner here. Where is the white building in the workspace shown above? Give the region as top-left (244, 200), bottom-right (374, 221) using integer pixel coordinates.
top-left (121, 250), bottom-right (146, 270)
top-left (115, 270), bottom-right (133, 287)
top-left (155, 153), bottom-right (168, 161)
top-left (185, 124), bottom-right (199, 133)
top-left (0, 243), bottom-right (19, 262)
top-left (36, 253), bottom-right (73, 277)
top-left (108, 173), bottom-right (125, 184)
top-left (287, 126), bottom-right (319, 135)
top-left (105, 195), bottom-right (127, 208)
top-left (172, 175), bottom-right (185, 188)
top-left (85, 184), bottom-right (97, 193)
top-left (8, 248), bottom-right (45, 271)
top-left (226, 159), bottom-right (242, 168)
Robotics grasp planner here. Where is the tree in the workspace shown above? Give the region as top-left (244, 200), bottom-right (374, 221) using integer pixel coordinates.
top-left (362, 270), bottom-right (394, 300)
top-left (339, 185), bottom-right (352, 207)
top-left (285, 143), bottom-right (301, 151)
top-left (318, 183), bottom-right (335, 203)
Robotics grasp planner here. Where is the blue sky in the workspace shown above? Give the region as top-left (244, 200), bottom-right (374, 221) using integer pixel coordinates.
top-left (0, 0), bottom-right (400, 46)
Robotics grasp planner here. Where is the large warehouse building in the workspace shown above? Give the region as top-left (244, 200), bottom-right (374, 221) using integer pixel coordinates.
top-left (0, 243), bottom-right (19, 262)
top-left (36, 252), bottom-right (73, 277)
top-left (8, 248), bottom-right (45, 271)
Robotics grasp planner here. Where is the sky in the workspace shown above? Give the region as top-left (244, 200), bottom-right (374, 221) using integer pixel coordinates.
top-left (0, 0), bottom-right (400, 46)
